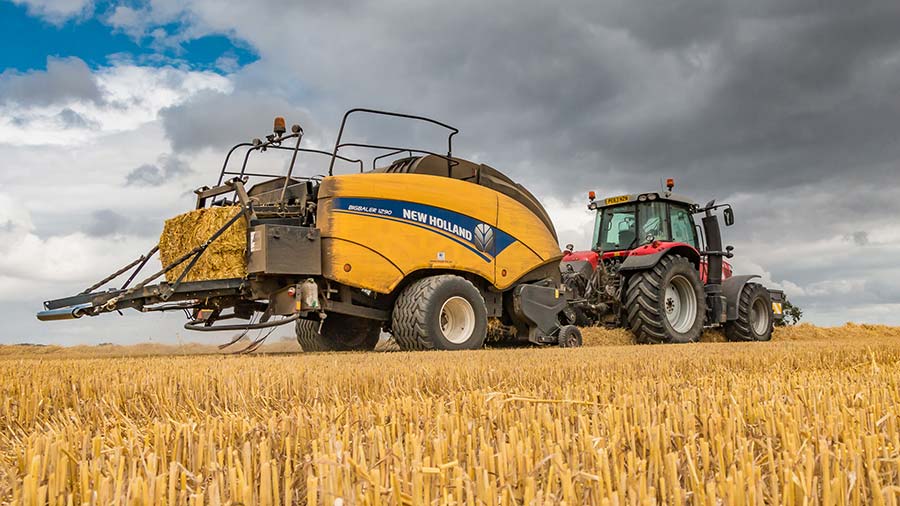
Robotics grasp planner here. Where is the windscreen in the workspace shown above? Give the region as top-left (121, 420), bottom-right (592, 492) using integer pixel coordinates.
top-left (594, 205), bottom-right (637, 251)
top-left (593, 202), bottom-right (673, 251)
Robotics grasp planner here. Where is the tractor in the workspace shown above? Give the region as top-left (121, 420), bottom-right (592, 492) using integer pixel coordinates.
top-left (561, 179), bottom-right (784, 343)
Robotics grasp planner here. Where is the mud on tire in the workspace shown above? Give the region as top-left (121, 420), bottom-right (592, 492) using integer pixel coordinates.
top-left (624, 254), bottom-right (705, 344)
top-left (725, 282), bottom-right (773, 342)
top-left (295, 314), bottom-right (381, 352)
top-left (392, 275), bottom-right (488, 351)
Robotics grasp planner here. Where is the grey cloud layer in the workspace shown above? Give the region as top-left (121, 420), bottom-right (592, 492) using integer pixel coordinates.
top-left (153, 0), bottom-right (900, 323)
top-left (0, 57), bottom-right (102, 106)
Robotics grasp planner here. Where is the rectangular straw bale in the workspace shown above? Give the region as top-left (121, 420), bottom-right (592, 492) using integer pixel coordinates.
top-left (157, 206), bottom-right (248, 282)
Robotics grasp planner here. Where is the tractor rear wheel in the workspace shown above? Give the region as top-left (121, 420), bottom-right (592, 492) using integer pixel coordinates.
top-left (295, 314), bottom-right (381, 352)
top-left (725, 283), bottom-right (773, 342)
top-left (392, 275), bottom-right (488, 351)
top-left (625, 254), bottom-right (705, 344)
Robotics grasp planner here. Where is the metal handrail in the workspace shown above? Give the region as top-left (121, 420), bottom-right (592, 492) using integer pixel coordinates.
top-left (327, 108), bottom-right (459, 176)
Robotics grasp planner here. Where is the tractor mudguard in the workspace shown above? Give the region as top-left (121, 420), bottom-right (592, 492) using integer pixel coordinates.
top-left (617, 244), bottom-right (700, 272)
top-left (617, 250), bottom-right (666, 271)
top-left (769, 289), bottom-right (786, 321)
top-left (722, 275), bottom-right (760, 321)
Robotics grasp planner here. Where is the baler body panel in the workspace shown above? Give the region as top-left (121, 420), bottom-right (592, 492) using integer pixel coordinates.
top-left (317, 173), bottom-right (561, 294)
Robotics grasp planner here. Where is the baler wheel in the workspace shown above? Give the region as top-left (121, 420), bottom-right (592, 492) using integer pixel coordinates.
top-left (392, 275), bottom-right (487, 350)
top-left (624, 254), bottom-right (705, 344)
top-left (557, 325), bottom-right (583, 348)
top-left (295, 314), bottom-right (380, 352)
top-left (725, 282), bottom-right (773, 342)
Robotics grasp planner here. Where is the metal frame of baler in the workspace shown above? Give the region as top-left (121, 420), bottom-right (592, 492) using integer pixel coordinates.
top-left (37, 108), bottom-right (468, 343)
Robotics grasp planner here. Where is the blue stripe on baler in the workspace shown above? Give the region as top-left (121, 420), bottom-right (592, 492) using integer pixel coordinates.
top-left (332, 197), bottom-right (516, 263)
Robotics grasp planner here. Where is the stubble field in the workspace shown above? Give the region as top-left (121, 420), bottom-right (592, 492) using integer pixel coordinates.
top-left (2, 323), bottom-right (899, 505)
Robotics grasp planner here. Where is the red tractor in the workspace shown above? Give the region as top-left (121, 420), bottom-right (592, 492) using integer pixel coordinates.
top-left (561, 179), bottom-right (784, 343)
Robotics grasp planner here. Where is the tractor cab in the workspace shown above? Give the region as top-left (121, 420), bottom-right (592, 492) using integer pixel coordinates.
top-left (582, 187), bottom-right (733, 281)
top-left (592, 192), bottom-right (699, 252)
top-left (563, 179), bottom-right (736, 280)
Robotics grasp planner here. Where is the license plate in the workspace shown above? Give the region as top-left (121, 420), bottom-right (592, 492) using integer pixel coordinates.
top-left (605, 195), bottom-right (629, 205)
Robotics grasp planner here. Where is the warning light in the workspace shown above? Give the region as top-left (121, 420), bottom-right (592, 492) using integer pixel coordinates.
top-left (588, 191), bottom-right (596, 201)
top-left (666, 178), bottom-right (675, 191)
top-left (273, 116), bottom-right (286, 136)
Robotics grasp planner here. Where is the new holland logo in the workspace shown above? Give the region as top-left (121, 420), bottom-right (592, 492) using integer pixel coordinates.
top-left (473, 223), bottom-right (494, 253)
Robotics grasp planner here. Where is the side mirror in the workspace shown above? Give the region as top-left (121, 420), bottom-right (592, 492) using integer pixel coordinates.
top-left (723, 207), bottom-right (734, 226)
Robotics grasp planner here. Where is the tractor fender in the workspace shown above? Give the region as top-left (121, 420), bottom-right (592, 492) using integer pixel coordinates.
top-left (722, 275), bottom-right (760, 321)
top-left (617, 244), bottom-right (701, 272)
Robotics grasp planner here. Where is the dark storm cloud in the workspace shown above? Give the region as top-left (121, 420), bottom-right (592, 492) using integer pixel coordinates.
top-left (0, 57), bottom-right (102, 106)
top-left (124, 155), bottom-right (191, 186)
top-left (156, 0), bottom-right (900, 200)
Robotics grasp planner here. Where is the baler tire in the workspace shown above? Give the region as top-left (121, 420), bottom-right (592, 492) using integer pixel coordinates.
top-left (295, 320), bottom-right (336, 352)
top-left (295, 314), bottom-right (380, 352)
top-left (558, 325), bottom-right (583, 348)
top-left (392, 275), bottom-right (487, 351)
top-left (725, 283), bottom-right (773, 342)
top-left (624, 254), bottom-right (705, 344)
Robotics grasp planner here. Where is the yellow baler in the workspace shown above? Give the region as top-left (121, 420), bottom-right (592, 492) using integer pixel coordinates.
top-left (37, 109), bottom-right (581, 351)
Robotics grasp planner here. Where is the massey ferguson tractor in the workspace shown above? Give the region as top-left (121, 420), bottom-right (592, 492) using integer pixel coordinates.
top-left (561, 179), bottom-right (784, 343)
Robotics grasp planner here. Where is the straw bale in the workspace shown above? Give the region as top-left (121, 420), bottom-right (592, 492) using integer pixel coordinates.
top-left (158, 206), bottom-right (247, 282)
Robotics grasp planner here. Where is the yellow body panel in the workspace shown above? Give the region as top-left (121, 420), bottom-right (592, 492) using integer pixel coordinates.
top-left (318, 173), bottom-right (561, 293)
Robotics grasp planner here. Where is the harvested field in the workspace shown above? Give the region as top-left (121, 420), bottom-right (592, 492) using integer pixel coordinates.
top-left (2, 323), bottom-right (899, 504)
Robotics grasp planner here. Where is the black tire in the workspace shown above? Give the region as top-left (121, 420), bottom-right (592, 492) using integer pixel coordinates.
top-left (725, 283), bottom-right (773, 342)
top-left (624, 255), bottom-right (705, 344)
top-left (558, 325), bottom-right (583, 348)
top-left (295, 314), bottom-right (380, 352)
top-left (392, 275), bottom-right (488, 351)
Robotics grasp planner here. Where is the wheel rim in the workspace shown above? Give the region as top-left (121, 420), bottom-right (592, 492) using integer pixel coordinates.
top-left (664, 274), bottom-right (698, 334)
top-left (440, 296), bottom-right (476, 344)
top-left (751, 297), bottom-right (770, 335)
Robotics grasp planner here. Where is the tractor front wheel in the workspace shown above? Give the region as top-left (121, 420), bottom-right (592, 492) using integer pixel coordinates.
top-left (725, 283), bottom-right (773, 342)
top-left (295, 314), bottom-right (381, 352)
top-left (625, 254), bottom-right (705, 344)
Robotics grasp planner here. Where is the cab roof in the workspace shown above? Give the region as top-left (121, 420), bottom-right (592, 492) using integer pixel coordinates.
top-left (590, 192), bottom-right (697, 210)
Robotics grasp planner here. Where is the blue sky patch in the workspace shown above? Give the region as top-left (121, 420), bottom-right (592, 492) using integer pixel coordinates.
top-left (0, 1), bottom-right (257, 73)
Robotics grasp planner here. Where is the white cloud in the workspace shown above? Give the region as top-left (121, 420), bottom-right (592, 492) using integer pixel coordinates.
top-left (0, 61), bottom-right (231, 146)
top-left (11, 0), bottom-right (92, 23)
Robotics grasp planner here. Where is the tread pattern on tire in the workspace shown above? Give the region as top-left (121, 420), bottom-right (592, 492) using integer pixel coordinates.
top-left (392, 274), bottom-right (485, 351)
top-left (295, 319), bottom-right (337, 352)
top-left (558, 325), bottom-right (583, 348)
top-left (725, 282), bottom-right (772, 342)
top-left (624, 255), bottom-right (703, 344)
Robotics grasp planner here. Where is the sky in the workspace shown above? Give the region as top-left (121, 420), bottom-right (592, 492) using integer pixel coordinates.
top-left (1, 0), bottom-right (899, 345)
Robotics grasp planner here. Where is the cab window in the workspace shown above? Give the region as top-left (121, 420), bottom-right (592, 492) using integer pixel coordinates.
top-left (595, 205), bottom-right (636, 251)
top-left (670, 206), bottom-right (697, 248)
top-left (639, 202), bottom-right (670, 243)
